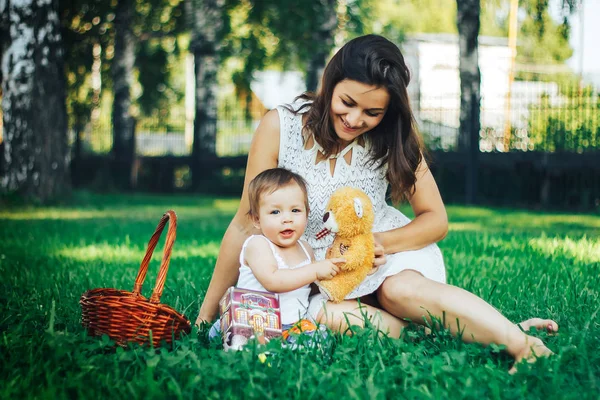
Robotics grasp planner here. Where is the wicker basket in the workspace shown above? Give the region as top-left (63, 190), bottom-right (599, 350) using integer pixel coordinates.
top-left (80, 210), bottom-right (191, 347)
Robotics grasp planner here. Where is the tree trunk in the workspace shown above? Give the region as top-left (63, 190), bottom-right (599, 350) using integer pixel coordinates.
top-left (456, 0), bottom-right (481, 204)
top-left (111, 0), bottom-right (136, 189)
top-left (306, 0), bottom-right (338, 92)
top-left (1, 0), bottom-right (70, 202)
top-left (186, 0), bottom-right (225, 188)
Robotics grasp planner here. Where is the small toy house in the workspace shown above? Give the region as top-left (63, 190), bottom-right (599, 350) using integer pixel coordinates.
top-left (219, 287), bottom-right (282, 350)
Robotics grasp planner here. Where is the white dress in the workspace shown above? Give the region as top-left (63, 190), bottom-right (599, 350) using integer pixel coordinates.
top-left (237, 235), bottom-right (313, 325)
top-left (275, 102), bottom-right (447, 318)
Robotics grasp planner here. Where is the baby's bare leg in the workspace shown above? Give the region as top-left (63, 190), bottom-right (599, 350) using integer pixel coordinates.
top-left (316, 299), bottom-right (407, 338)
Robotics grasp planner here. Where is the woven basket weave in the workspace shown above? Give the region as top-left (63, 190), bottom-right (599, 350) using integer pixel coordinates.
top-left (80, 210), bottom-right (191, 347)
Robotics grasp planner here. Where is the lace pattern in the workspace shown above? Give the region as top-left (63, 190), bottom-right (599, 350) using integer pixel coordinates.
top-left (276, 103), bottom-right (447, 298)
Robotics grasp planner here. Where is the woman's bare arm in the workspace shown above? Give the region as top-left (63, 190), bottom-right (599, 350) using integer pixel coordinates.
top-left (195, 109), bottom-right (281, 325)
top-left (374, 159), bottom-right (448, 254)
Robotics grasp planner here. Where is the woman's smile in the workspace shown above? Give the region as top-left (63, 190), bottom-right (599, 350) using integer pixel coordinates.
top-left (330, 79), bottom-right (389, 143)
top-left (340, 117), bottom-right (361, 133)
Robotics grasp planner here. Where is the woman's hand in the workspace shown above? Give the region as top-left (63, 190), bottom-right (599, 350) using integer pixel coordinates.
top-left (369, 233), bottom-right (386, 275)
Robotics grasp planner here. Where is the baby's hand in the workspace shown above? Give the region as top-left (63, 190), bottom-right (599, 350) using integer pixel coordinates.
top-left (314, 258), bottom-right (345, 280)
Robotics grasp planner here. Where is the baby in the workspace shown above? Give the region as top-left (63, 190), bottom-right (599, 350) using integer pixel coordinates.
top-left (209, 167), bottom-right (344, 341)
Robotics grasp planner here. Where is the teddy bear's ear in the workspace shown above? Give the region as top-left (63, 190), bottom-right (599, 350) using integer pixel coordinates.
top-left (353, 198), bottom-right (363, 218)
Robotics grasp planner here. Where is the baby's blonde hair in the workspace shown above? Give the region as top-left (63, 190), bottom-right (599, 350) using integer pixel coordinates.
top-left (247, 168), bottom-right (309, 219)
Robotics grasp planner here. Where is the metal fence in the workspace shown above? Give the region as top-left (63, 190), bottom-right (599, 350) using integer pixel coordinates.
top-left (417, 83), bottom-right (600, 153)
top-left (77, 83), bottom-right (600, 156)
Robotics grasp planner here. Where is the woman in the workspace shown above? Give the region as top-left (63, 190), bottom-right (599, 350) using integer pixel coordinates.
top-left (197, 34), bottom-right (557, 367)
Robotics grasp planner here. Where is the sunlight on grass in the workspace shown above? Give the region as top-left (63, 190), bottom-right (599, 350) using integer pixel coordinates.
top-left (0, 205), bottom-right (235, 221)
top-left (2, 192), bottom-right (600, 398)
top-left (57, 244), bottom-right (146, 263)
top-left (177, 241), bottom-right (222, 258)
top-left (213, 199), bottom-right (240, 212)
top-left (0, 209), bottom-right (124, 220)
top-left (446, 206), bottom-right (497, 218)
top-left (490, 213), bottom-right (600, 230)
top-left (449, 222), bottom-right (484, 231)
top-left (447, 210), bottom-right (599, 237)
top-left (529, 236), bottom-right (600, 264)
top-left (56, 242), bottom-right (222, 263)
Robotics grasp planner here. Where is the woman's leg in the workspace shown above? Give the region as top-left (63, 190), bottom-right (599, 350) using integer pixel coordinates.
top-left (376, 270), bottom-right (553, 363)
top-left (518, 318), bottom-right (559, 333)
top-left (316, 299), bottom-right (408, 338)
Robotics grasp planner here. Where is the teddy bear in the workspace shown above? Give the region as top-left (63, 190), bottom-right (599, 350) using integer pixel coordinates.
top-left (315, 187), bottom-right (375, 303)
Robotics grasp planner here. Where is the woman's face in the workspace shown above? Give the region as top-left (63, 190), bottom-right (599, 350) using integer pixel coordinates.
top-left (330, 79), bottom-right (390, 145)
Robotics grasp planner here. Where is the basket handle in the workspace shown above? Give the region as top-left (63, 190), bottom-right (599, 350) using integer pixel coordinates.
top-left (133, 210), bottom-right (177, 303)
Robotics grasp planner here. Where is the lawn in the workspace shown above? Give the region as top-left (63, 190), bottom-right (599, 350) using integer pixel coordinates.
top-left (1, 192), bottom-right (598, 399)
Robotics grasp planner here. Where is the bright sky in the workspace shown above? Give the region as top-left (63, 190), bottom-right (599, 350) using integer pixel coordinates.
top-left (552, 0), bottom-right (600, 86)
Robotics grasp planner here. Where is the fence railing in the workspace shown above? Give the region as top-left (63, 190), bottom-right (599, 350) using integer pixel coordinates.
top-left (417, 83), bottom-right (599, 152)
top-left (77, 83), bottom-right (600, 156)
top-left (77, 100), bottom-right (260, 157)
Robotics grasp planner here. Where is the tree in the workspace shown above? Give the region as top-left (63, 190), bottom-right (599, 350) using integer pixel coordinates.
top-left (186, 0), bottom-right (229, 172)
top-left (60, 0), bottom-right (115, 158)
top-left (305, 0), bottom-right (338, 92)
top-left (456, 0), bottom-right (481, 204)
top-left (1, 0), bottom-right (70, 202)
top-left (111, 0), bottom-right (136, 189)
top-left (244, 0), bottom-right (339, 92)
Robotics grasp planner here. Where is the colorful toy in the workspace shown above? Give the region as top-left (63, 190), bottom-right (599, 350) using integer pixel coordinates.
top-left (219, 287), bottom-right (282, 351)
top-left (315, 187), bottom-right (375, 303)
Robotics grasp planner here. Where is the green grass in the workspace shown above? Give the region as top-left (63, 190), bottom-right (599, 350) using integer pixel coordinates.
top-left (1, 192), bottom-right (599, 399)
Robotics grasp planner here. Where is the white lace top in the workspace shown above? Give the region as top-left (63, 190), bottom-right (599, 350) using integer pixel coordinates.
top-left (276, 102), bottom-right (446, 299)
top-left (237, 235), bottom-right (312, 324)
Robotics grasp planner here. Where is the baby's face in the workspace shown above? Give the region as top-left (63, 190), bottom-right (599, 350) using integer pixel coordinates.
top-left (255, 183), bottom-right (308, 248)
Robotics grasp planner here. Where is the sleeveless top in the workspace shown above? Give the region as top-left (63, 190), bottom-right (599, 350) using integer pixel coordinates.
top-left (276, 101), bottom-right (446, 297)
top-left (236, 235), bottom-right (312, 324)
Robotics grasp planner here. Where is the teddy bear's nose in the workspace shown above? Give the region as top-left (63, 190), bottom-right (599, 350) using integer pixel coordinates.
top-left (323, 212), bottom-right (330, 223)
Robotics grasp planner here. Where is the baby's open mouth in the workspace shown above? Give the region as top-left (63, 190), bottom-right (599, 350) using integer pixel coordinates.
top-left (281, 229), bottom-right (294, 236)
top-left (316, 227), bottom-right (331, 240)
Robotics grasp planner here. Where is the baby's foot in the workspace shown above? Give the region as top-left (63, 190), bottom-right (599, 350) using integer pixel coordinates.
top-left (517, 318), bottom-right (559, 335)
top-left (509, 335), bottom-right (553, 374)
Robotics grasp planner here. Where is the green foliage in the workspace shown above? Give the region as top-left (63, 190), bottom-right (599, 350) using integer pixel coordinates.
top-left (222, 0), bottom-right (372, 99)
top-left (61, 0), bottom-right (116, 130)
top-left (136, 38), bottom-right (185, 117)
top-left (516, 4), bottom-right (573, 67)
top-left (61, 0), bottom-right (185, 130)
top-left (1, 193), bottom-right (599, 398)
top-left (373, 0), bottom-right (457, 35)
top-left (134, 0), bottom-right (186, 117)
top-left (528, 87), bottom-right (600, 152)
top-left (369, 0), bottom-right (575, 67)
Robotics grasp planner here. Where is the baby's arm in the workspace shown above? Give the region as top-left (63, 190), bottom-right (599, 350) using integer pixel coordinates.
top-left (244, 238), bottom-right (343, 293)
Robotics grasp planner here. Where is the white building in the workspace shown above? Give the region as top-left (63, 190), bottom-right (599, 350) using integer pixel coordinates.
top-left (403, 33), bottom-right (561, 150)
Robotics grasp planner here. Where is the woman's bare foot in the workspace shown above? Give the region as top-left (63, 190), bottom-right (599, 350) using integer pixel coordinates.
top-left (509, 335), bottom-right (554, 374)
top-left (517, 318), bottom-right (559, 334)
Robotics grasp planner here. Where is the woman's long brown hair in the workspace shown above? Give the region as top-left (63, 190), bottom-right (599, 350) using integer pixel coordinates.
top-left (290, 34), bottom-right (426, 204)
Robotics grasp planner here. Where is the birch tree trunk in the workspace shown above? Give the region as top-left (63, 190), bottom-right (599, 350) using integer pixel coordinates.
top-left (111, 0), bottom-right (136, 189)
top-left (186, 0), bottom-right (224, 188)
top-left (306, 0), bottom-right (338, 92)
top-left (1, 0), bottom-right (70, 202)
top-left (456, 0), bottom-right (481, 204)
